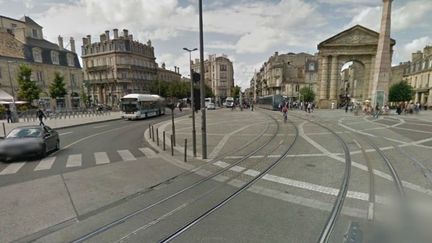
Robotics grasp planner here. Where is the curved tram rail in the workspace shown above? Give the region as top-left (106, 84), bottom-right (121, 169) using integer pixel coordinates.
top-left (72, 111), bottom-right (287, 242)
top-left (159, 112), bottom-right (299, 242)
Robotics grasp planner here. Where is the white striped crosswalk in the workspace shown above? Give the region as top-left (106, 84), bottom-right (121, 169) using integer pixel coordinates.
top-left (0, 147), bottom-right (158, 176)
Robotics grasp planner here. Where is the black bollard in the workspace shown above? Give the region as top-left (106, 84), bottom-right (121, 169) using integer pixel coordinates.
top-left (184, 139), bottom-right (187, 162)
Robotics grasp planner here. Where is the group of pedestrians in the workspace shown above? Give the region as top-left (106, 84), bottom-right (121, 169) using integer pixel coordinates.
top-left (396, 101), bottom-right (424, 115)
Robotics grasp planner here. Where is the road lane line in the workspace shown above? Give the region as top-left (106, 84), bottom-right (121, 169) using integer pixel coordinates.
top-left (66, 154), bottom-right (82, 167)
top-left (139, 148), bottom-right (157, 159)
top-left (118, 150), bottom-right (136, 161)
top-left (59, 132), bottom-right (73, 136)
top-left (94, 152), bottom-right (110, 165)
top-left (213, 161), bottom-right (229, 168)
top-left (93, 125), bottom-right (109, 129)
top-left (0, 162), bottom-right (26, 175)
top-left (34, 157), bottom-right (56, 171)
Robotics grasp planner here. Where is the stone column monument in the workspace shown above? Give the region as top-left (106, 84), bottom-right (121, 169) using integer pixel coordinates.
top-left (371, 0), bottom-right (393, 107)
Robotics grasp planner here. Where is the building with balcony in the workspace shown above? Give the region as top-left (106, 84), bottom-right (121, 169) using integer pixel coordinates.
top-left (157, 63), bottom-right (181, 82)
top-left (396, 46), bottom-right (432, 107)
top-left (252, 52), bottom-right (318, 101)
top-left (191, 54), bottom-right (234, 103)
top-left (0, 15), bottom-right (82, 109)
top-left (81, 29), bottom-right (158, 106)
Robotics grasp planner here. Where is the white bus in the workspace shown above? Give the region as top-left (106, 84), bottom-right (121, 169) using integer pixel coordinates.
top-left (120, 94), bottom-right (166, 120)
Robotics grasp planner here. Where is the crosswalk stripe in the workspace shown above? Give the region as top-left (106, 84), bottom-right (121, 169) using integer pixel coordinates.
top-left (139, 148), bottom-right (157, 158)
top-left (66, 154), bottom-right (82, 167)
top-left (118, 150), bottom-right (136, 161)
top-left (0, 162), bottom-right (26, 175)
top-left (94, 152), bottom-right (110, 164)
top-left (34, 157), bottom-right (56, 171)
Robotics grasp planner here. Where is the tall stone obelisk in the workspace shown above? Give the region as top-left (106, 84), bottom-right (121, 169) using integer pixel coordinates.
top-left (371, 0), bottom-right (393, 107)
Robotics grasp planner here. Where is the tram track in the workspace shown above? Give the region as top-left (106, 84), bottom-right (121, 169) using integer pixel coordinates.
top-left (71, 111), bottom-right (291, 242)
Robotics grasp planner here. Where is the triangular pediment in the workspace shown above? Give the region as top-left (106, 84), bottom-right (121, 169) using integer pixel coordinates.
top-left (318, 25), bottom-right (395, 48)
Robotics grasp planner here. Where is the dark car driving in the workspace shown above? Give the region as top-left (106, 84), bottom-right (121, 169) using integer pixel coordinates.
top-left (0, 126), bottom-right (60, 162)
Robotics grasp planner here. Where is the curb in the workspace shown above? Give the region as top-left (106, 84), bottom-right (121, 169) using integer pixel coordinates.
top-left (54, 117), bottom-right (122, 130)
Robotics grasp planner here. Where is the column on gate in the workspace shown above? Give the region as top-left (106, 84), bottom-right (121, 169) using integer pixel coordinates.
top-left (428, 89), bottom-right (432, 107)
top-left (319, 56), bottom-right (329, 100)
top-left (329, 55), bottom-right (338, 100)
top-left (414, 92), bottom-right (419, 103)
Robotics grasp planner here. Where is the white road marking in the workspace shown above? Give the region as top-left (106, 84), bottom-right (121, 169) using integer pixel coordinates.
top-left (230, 165), bottom-right (245, 172)
top-left (0, 162), bottom-right (26, 175)
top-left (34, 157), bottom-right (56, 171)
top-left (139, 148), bottom-right (158, 159)
top-left (94, 152), bottom-right (110, 165)
top-left (117, 150), bottom-right (136, 161)
top-left (59, 132), bottom-right (73, 136)
top-left (244, 169), bottom-right (260, 177)
top-left (213, 161), bottom-right (230, 168)
top-left (66, 154), bottom-right (82, 167)
top-left (93, 125), bottom-right (109, 129)
top-left (368, 202), bottom-right (375, 221)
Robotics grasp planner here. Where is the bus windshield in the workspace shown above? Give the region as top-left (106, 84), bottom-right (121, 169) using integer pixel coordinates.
top-left (122, 103), bottom-right (138, 112)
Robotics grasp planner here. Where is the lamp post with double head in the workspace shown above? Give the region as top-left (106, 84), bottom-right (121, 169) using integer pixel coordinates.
top-left (183, 47), bottom-right (198, 157)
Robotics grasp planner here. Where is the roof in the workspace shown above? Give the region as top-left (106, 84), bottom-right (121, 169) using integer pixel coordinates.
top-left (20, 16), bottom-right (42, 28)
top-left (0, 15), bottom-right (25, 23)
top-left (121, 94), bottom-right (164, 101)
top-left (318, 25), bottom-right (396, 48)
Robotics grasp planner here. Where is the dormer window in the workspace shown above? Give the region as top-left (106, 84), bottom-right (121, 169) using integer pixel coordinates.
top-left (51, 51), bottom-right (59, 65)
top-left (32, 48), bottom-right (42, 62)
top-left (32, 29), bottom-right (38, 38)
top-left (309, 63), bottom-right (315, 71)
top-left (67, 53), bottom-right (74, 67)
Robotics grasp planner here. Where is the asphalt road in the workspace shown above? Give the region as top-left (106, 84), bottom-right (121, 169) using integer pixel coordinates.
top-left (0, 110), bottom-right (188, 187)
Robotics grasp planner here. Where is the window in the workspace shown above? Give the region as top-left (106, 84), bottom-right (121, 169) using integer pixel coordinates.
top-left (220, 65), bottom-right (227, 71)
top-left (11, 23), bottom-right (17, 28)
top-left (33, 48), bottom-right (42, 62)
top-left (70, 74), bottom-right (76, 88)
top-left (295, 84), bottom-right (299, 92)
top-left (51, 51), bottom-right (59, 65)
top-left (309, 63), bottom-right (315, 71)
top-left (0, 67), bottom-right (2, 79)
top-left (67, 53), bottom-right (75, 67)
top-left (32, 29), bottom-right (38, 38)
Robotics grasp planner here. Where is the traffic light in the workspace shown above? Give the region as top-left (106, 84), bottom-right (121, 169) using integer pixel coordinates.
top-left (192, 71), bottom-right (200, 84)
top-left (193, 88), bottom-right (201, 111)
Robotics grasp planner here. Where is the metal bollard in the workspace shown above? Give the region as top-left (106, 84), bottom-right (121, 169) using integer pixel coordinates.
top-left (170, 134), bottom-right (174, 156)
top-left (2, 122), bottom-right (5, 137)
top-left (184, 139), bottom-right (187, 162)
top-left (149, 124), bottom-right (152, 139)
top-left (156, 128), bottom-right (159, 146)
top-left (152, 126), bottom-right (155, 142)
top-left (163, 131), bottom-right (166, 151)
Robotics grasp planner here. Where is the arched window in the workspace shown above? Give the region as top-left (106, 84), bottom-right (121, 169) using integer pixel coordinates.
top-left (32, 48), bottom-right (42, 63)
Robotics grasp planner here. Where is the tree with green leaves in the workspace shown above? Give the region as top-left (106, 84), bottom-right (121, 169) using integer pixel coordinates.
top-left (230, 85), bottom-right (241, 98)
top-left (17, 65), bottom-right (40, 103)
top-left (49, 72), bottom-right (67, 99)
top-left (389, 81), bottom-right (413, 102)
top-left (299, 87), bottom-right (315, 102)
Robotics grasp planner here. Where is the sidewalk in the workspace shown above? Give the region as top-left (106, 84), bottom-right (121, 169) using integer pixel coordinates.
top-left (144, 108), bottom-right (271, 165)
top-left (0, 111), bottom-right (122, 136)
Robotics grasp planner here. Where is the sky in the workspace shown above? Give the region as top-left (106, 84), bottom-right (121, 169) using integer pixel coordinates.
top-left (1, 0), bottom-right (431, 89)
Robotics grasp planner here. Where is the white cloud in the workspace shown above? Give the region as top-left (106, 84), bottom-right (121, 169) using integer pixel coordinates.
top-left (346, 0), bottom-right (432, 32)
top-left (404, 36), bottom-right (432, 54)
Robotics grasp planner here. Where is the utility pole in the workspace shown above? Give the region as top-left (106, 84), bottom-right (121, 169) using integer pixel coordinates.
top-left (198, 0), bottom-right (207, 159)
top-left (7, 61), bottom-right (18, 123)
top-left (183, 47), bottom-right (198, 157)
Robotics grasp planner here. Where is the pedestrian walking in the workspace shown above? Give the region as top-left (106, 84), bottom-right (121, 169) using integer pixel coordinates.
top-left (307, 103), bottom-right (312, 113)
top-left (282, 105), bottom-right (288, 122)
top-left (345, 104), bottom-right (349, 113)
top-left (374, 103), bottom-right (380, 119)
top-left (6, 108), bottom-right (12, 123)
top-left (36, 108), bottom-right (47, 126)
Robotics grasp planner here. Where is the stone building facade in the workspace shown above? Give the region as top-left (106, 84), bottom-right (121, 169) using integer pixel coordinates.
top-left (81, 29), bottom-right (158, 106)
top-left (0, 15), bottom-right (82, 109)
top-left (252, 52), bottom-right (319, 101)
top-left (191, 54), bottom-right (234, 103)
top-left (398, 47), bottom-right (432, 107)
top-left (157, 63), bottom-right (181, 83)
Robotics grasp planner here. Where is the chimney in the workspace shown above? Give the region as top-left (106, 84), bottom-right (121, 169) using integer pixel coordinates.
top-left (82, 37), bottom-right (88, 46)
top-left (100, 33), bottom-right (106, 42)
top-left (58, 35), bottom-right (64, 50)
top-left (424, 46), bottom-right (432, 57)
top-left (123, 29), bottom-right (128, 38)
top-left (174, 66), bottom-right (177, 73)
top-left (177, 67), bottom-right (180, 73)
top-left (275, 51), bottom-right (278, 56)
top-left (128, 34), bottom-right (133, 41)
top-left (87, 35), bottom-right (91, 44)
top-left (412, 51), bottom-right (423, 61)
top-left (113, 28), bottom-right (119, 39)
top-left (105, 30), bottom-right (110, 40)
top-left (70, 37), bottom-right (76, 52)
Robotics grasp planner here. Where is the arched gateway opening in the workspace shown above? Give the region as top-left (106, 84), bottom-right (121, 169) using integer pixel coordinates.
top-left (317, 25), bottom-right (395, 108)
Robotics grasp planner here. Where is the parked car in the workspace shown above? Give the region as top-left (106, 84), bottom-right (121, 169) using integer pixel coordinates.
top-left (207, 102), bottom-right (216, 110)
top-left (0, 126), bottom-right (59, 161)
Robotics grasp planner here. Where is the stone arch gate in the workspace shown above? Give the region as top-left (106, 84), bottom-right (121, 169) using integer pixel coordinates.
top-left (317, 25), bottom-right (395, 108)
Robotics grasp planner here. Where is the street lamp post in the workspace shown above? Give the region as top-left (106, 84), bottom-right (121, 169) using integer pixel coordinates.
top-left (198, 0), bottom-right (207, 159)
top-left (183, 47), bottom-right (198, 157)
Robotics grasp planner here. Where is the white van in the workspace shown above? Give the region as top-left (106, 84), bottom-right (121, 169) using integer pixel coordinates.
top-left (205, 97), bottom-right (212, 108)
top-left (225, 97), bottom-right (234, 108)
